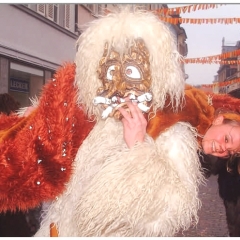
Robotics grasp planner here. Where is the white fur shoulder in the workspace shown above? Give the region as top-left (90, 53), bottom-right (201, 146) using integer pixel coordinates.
top-left (35, 120), bottom-right (204, 237)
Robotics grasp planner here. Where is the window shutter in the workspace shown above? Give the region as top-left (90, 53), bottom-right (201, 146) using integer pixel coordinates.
top-left (37, 4), bottom-right (45, 16)
top-left (47, 4), bottom-right (54, 20)
top-left (64, 4), bottom-right (70, 29)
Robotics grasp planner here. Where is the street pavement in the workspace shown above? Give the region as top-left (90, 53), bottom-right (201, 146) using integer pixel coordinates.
top-left (176, 174), bottom-right (229, 237)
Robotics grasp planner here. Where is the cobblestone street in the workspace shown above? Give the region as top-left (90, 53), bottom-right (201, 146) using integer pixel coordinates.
top-left (176, 175), bottom-right (229, 237)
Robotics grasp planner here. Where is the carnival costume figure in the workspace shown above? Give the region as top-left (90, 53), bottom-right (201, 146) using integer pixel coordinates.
top-left (1, 5), bottom-right (240, 237)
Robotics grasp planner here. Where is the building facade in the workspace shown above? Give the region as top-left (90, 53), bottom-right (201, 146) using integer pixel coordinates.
top-left (216, 38), bottom-right (240, 97)
top-left (0, 4), bottom-right (77, 107)
top-left (0, 3), bottom-right (188, 107)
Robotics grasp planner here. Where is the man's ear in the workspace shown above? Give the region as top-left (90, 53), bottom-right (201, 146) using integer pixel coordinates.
top-left (212, 115), bottom-right (224, 125)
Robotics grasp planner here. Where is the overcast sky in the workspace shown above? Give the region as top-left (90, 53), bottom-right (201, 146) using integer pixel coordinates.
top-left (168, 3), bottom-right (240, 86)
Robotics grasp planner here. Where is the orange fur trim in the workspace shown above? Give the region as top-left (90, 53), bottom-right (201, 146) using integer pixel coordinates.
top-left (147, 85), bottom-right (215, 144)
top-left (147, 87), bottom-right (240, 146)
top-left (212, 93), bottom-right (240, 114)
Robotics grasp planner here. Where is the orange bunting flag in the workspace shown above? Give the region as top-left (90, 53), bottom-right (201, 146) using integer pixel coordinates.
top-left (184, 49), bottom-right (240, 64)
top-left (153, 4), bottom-right (225, 16)
top-left (183, 59), bottom-right (240, 64)
top-left (160, 17), bottom-right (240, 24)
top-left (199, 78), bottom-right (240, 88)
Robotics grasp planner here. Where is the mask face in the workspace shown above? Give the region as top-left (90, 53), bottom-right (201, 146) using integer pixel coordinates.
top-left (93, 38), bottom-right (153, 120)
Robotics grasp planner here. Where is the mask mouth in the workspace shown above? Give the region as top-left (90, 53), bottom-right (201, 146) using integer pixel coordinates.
top-left (93, 89), bottom-right (152, 119)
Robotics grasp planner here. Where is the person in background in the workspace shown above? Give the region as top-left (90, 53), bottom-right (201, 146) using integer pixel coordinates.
top-left (0, 93), bottom-right (20, 115)
top-left (0, 93), bottom-right (40, 237)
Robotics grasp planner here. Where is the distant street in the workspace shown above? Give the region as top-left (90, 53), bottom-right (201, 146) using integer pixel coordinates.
top-left (176, 175), bottom-right (229, 237)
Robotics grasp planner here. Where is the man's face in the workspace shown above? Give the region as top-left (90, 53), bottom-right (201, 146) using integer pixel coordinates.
top-left (94, 38), bottom-right (152, 120)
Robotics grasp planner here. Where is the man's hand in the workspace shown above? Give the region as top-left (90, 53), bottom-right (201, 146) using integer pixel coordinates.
top-left (118, 101), bottom-right (147, 148)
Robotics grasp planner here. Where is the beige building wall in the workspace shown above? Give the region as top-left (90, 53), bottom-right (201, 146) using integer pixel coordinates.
top-left (0, 4), bottom-right (78, 106)
top-left (76, 5), bottom-right (97, 30)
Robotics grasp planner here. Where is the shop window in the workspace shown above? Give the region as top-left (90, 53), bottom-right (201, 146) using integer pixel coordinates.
top-left (9, 62), bottom-right (44, 108)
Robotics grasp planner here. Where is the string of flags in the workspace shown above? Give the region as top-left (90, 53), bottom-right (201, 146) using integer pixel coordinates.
top-left (201, 78), bottom-right (240, 88)
top-left (184, 49), bottom-right (240, 64)
top-left (153, 4), bottom-right (225, 15)
top-left (160, 4), bottom-right (240, 89)
top-left (160, 17), bottom-right (240, 25)
top-left (154, 4), bottom-right (239, 24)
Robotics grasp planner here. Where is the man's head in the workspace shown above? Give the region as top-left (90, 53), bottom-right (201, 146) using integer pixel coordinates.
top-left (74, 5), bottom-right (185, 121)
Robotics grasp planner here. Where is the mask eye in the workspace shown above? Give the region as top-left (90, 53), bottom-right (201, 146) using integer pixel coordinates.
top-left (106, 65), bottom-right (115, 81)
top-left (125, 66), bottom-right (141, 79)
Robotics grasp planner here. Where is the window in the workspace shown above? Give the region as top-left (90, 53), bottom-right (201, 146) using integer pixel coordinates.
top-left (37, 4), bottom-right (45, 16)
top-left (37, 4), bottom-right (58, 23)
top-left (34, 4), bottom-right (74, 32)
top-left (9, 62), bottom-right (44, 108)
top-left (46, 4), bottom-right (54, 20)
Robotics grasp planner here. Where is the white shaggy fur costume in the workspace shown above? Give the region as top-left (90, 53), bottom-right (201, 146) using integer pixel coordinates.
top-left (35, 6), bottom-right (204, 237)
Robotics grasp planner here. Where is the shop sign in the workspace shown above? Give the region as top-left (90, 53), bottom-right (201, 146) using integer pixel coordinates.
top-left (10, 78), bottom-right (29, 93)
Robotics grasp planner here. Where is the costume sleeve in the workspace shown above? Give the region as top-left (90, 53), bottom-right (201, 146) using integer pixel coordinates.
top-left (0, 63), bottom-right (94, 212)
